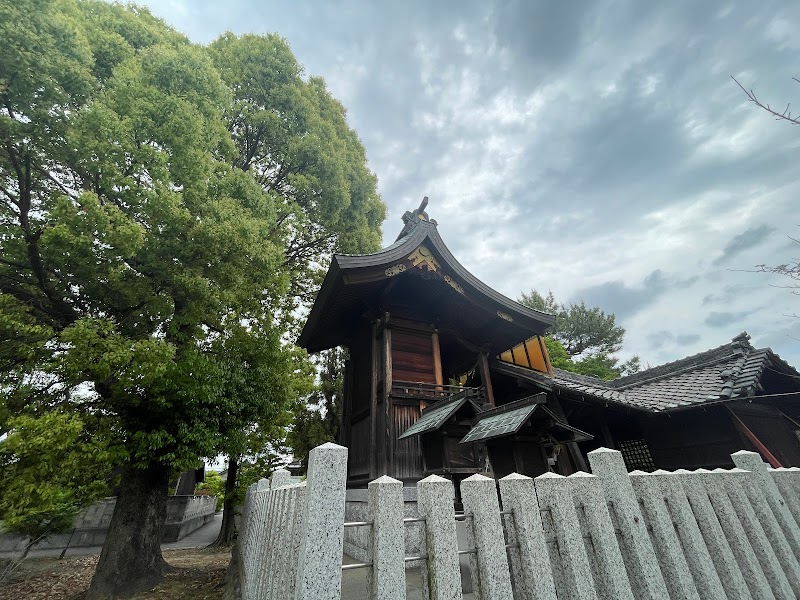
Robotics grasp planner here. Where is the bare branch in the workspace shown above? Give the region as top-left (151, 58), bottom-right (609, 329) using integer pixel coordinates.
top-left (732, 75), bottom-right (800, 125)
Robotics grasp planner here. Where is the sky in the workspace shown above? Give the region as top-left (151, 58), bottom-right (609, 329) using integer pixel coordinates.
top-left (137, 0), bottom-right (800, 368)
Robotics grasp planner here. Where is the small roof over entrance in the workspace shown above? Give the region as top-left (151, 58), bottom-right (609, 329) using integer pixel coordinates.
top-left (460, 394), bottom-right (592, 444)
top-left (397, 392), bottom-right (482, 439)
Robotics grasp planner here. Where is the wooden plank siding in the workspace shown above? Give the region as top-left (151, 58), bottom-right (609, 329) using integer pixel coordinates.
top-left (391, 329), bottom-right (437, 383)
top-left (393, 403), bottom-right (424, 481)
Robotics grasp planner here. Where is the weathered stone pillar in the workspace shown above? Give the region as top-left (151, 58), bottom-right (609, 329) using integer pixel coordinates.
top-left (294, 442), bottom-right (348, 600)
top-left (629, 470), bottom-right (700, 600)
top-left (417, 474), bottom-right (460, 600)
top-left (498, 473), bottom-right (557, 600)
top-left (674, 469), bottom-right (752, 600)
top-left (718, 468), bottom-right (794, 599)
top-left (568, 472), bottom-right (634, 600)
top-left (535, 473), bottom-right (597, 600)
top-left (733, 451), bottom-right (800, 568)
top-left (367, 475), bottom-right (405, 600)
top-left (587, 448), bottom-right (668, 600)
top-left (649, 470), bottom-right (728, 600)
top-left (460, 474), bottom-right (513, 600)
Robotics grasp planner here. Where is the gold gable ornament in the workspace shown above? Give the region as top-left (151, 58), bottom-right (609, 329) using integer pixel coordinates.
top-left (407, 245), bottom-right (440, 272)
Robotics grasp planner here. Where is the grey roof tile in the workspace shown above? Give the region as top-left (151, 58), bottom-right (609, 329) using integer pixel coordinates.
top-left (495, 332), bottom-right (800, 414)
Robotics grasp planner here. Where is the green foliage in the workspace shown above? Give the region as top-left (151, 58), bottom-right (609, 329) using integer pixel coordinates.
top-left (0, 5), bottom-right (384, 578)
top-left (195, 471), bottom-right (224, 512)
top-left (520, 290), bottom-right (626, 357)
top-left (287, 348), bottom-right (345, 468)
top-left (208, 33), bottom-right (385, 302)
top-left (0, 0), bottom-right (380, 522)
top-left (522, 290), bottom-right (641, 380)
top-left (0, 413), bottom-right (117, 542)
top-left (542, 337), bottom-right (640, 381)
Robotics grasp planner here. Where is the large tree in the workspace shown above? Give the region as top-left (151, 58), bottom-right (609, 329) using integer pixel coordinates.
top-left (519, 290), bottom-right (639, 380)
top-left (0, 2), bottom-right (384, 596)
top-left (208, 33), bottom-right (386, 303)
top-left (206, 32), bottom-right (385, 538)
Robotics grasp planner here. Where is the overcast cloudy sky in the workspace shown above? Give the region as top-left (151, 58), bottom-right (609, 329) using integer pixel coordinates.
top-left (137, 0), bottom-right (800, 367)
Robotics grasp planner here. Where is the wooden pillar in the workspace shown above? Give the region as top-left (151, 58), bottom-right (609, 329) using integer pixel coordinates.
top-left (432, 331), bottom-right (443, 387)
top-left (382, 317), bottom-right (393, 477)
top-left (547, 396), bottom-right (588, 473)
top-left (369, 321), bottom-right (379, 479)
top-left (341, 358), bottom-right (352, 447)
top-left (477, 351), bottom-right (495, 408)
top-left (599, 419), bottom-right (616, 449)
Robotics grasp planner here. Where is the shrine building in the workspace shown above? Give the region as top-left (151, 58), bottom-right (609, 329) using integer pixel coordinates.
top-left (299, 199), bottom-right (800, 493)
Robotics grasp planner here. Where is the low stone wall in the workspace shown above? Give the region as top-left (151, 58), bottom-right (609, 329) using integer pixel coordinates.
top-left (0, 495), bottom-right (217, 552)
top-left (161, 495), bottom-right (218, 542)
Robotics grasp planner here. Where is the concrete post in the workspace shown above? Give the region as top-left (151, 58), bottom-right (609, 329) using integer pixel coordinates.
top-left (771, 467), bottom-right (800, 530)
top-left (417, 474), bottom-right (461, 600)
top-left (587, 448), bottom-right (668, 600)
top-left (271, 486), bottom-right (293, 600)
top-left (287, 483), bottom-right (307, 600)
top-left (460, 474), bottom-right (513, 600)
top-left (255, 488), bottom-right (279, 599)
top-left (649, 470), bottom-right (728, 600)
top-left (367, 475), bottom-right (406, 600)
top-left (568, 472), bottom-right (634, 600)
top-left (534, 473), bottom-right (598, 600)
top-left (733, 451), bottom-right (800, 566)
top-left (674, 469), bottom-right (752, 600)
top-left (294, 442), bottom-right (348, 600)
top-left (700, 468), bottom-right (776, 599)
top-left (629, 471), bottom-right (700, 600)
top-left (271, 468), bottom-right (291, 490)
top-left (719, 468), bottom-right (795, 600)
top-left (498, 473), bottom-right (557, 600)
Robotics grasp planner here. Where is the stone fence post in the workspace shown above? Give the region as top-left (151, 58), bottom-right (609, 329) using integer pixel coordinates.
top-left (587, 448), bottom-right (668, 600)
top-left (460, 473), bottom-right (513, 600)
top-left (417, 474), bottom-right (461, 600)
top-left (294, 442), bottom-right (348, 600)
top-left (498, 473), bottom-right (557, 600)
top-left (367, 475), bottom-right (405, 600)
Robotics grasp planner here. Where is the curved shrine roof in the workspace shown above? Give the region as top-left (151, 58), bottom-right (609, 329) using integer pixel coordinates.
top-left (298, 218), bottom-right (555, 353)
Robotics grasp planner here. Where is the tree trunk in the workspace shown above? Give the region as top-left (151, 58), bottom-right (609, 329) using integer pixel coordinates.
top-left (85, 461), bottom-right (171, 599)
top-left (212, 458), bottom-right (238, 546)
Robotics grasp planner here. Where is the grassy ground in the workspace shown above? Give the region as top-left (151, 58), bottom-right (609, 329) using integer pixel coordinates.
top-left (0, 547), bottom-right (231, 600)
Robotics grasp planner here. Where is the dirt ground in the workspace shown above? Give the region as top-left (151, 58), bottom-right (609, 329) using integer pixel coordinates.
top-left (0, 547), bottom-right (232, 600)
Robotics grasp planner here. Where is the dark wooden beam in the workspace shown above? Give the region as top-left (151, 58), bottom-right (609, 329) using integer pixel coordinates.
top-left (369, 321), bottom-right (379, 479)
top-left (382, 318), bottom-right (393, 477)
top-left (432, 331), bottom-right (443, 389)
top-left (477, 352), bottom-right (496, 408)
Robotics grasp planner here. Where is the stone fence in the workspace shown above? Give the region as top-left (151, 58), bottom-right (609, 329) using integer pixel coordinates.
top-left (236, 442), bottom-right (800, 599)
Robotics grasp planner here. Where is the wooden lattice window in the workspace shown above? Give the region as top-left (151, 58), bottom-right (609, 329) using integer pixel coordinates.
top-left (617, 439), bottom-right (656, 472)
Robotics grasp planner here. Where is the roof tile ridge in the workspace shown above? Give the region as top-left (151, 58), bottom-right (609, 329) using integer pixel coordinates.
top-left (613, 342), bottom-right (739, 390)
top-left (552, 367), bottom-right (615, 387)
top-left (763, 347), bottom-right (800, 379)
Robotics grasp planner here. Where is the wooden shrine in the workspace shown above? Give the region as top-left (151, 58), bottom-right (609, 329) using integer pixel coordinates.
top-left (299, 199), bottom-right (590, 487)
top-left (300, 198), bottom-right (800, 486)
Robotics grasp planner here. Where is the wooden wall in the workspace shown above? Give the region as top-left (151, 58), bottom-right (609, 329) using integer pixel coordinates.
top-left (391, 329), bottom-right (436, 383)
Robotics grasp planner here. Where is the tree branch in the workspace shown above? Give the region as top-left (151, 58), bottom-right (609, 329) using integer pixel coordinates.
top-left (732, 76), bottom-right (800, 125)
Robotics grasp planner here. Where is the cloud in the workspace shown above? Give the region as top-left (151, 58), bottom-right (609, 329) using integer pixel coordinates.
top-left (571, 270), bottom-right (700, 320)
top-left (131, 0), bottom-right (800, 368)
top-left (705, 310), bottom-right (756, 328)
top-left (713, 224), bottom-right (776, 265)
top-left (647, 330), bottom-right (702, 350)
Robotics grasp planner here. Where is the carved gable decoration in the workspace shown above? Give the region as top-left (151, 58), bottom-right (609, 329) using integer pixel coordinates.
top-left (408, 245), bottom-right (440, 272)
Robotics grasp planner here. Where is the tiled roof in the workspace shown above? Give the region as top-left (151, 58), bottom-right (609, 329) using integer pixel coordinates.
top-left (495, 332), bottom-right (800, 413)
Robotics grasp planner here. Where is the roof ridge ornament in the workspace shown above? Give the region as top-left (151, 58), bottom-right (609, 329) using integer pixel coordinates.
top-left (395, 196), bottom-right (437, 241)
